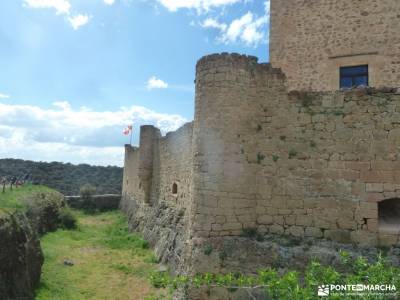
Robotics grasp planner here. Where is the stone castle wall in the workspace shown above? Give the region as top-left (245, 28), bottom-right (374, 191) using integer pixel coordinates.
top-left (122, 54), bottom-right (400, 273)
top-left (121, 122), bottom-right (194, 270)
top-left (191, 54), bottom-right (400, 247)
top-left (122, 122), bottom-right (193, 209)
top-left (190, 54), bottom-right (287, 238)
top-left (270, 0), bottom-right (400, 91)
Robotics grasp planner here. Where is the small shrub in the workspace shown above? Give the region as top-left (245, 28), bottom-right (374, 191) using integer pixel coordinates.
top-left (204, 244), bottom-right (213, 256)
top-left (24, 191), bottom-right (64, 234)
top-left (310, 140), bottom-right (316, 148)
top-left (219, 250), bottom-right (228, 261)
top-left (256, 124), bottom-right (262, 132)
top-left (80, 183), bottom-right (96, 198)
top-left (140, 239), bottom-right (150, 249)
top-left (58, 207), bottom-right (77, 229)
top-left (241, 227), bottom-right (258, 239)
top-left (279, 135), bottom-right (286, 141)
top-left (79, 184), bottom-right (97, 212)
top-left (272, 155), bottom-right (279, 162)
top-left (149, 271), bottom-right (170, 288)
top-left (257, 153), bottom-right (266, 164)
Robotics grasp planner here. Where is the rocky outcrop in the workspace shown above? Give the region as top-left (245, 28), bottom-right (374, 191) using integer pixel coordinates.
top-left (0, 211), bottom-right (43, 300)
top-left (120, 196), bottom-right (190, 273)
top-left (0, 190), bottom-right (65, 300)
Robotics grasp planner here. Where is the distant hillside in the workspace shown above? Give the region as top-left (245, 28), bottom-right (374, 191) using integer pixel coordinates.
top-left (0, 158), bottom-right (123, 196)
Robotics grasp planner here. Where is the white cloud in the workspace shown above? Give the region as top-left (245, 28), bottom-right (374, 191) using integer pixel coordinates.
top-left (264, 0), bottom-right (270, 15)
top-left (0, 134), bottom-right (124, 166)
top-left (68, 14), bottom-right (91, 30)
top-left (23, 0), bottom-right (91, 30)
top-left (157, 0), bottom-right (241, 12)
top-left (0, 101), bottom-right (187, 166)
top-left (200, 1), bottom-right (270, 47)
top-left (224, 12), bottom-right (268, 46)
top-left (201, 18), bottom-right (227, 31)
top-left (146, 76), bottom-right (169, 90)
top-left (23, 0), bottom-right (71, 15)
top-left (0, 93), bottom-right (10, 99)
top-left (52, 101), bottom-right (71, 110)
top-left (103, 0), bottom-right (115, 5)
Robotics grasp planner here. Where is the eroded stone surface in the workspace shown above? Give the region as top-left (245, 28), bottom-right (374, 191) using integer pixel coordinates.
top-left (0, 212), bottom-right (43, 300)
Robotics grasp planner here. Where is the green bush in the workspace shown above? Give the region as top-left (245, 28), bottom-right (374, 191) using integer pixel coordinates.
top-left (149, 253), bottom-right (400, 299)
top-left (58, 207), bottom-right (77, 229)
top-left (204, 244), bottom-right (213, 256)
top-left (79, 184), bottom-right (97, 212)
top-left (23, 191), bottom-right (64, 234)
top-left (80, 183), bottom-right (96, 198)
top-left (257, 153), bottom-right (266, 164)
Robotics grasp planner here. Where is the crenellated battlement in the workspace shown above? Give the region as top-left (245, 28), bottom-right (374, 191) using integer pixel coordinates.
top-left (196, 53), bottom-right (285, 79)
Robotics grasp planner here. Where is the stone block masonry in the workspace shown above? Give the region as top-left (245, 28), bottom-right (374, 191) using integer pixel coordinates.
top-left (270, 0), bottom-right (400, 91)
top-left (122, 53), bottom-right (400, 278)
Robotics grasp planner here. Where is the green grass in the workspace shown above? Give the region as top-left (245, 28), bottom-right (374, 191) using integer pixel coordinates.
top-left (150, 253), bottom-right (400, 300)
top-left (35, 210), bottom-right (168, 300)
top-left (0, 184), bottom-right (53, 213)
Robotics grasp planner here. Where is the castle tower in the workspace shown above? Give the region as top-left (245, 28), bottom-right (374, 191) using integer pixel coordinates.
top-left (270, 0), bottom-right (400, 91)
top-left (190, 54), bottom-right (287, 240)
top-left (138, 125), bottom-right (160, 205)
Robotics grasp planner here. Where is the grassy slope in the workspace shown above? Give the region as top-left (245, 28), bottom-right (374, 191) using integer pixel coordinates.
top-left (0, 184), bottom-right (53, 212)
top-left (35, 211), bottom-right (168, 300)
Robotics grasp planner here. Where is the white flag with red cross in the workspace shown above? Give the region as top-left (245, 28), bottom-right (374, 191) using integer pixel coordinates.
top-left (122, 125), bottom-right (133, 135)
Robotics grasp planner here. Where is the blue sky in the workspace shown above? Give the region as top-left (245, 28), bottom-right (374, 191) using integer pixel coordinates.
top-left (0, 0), bottom-right (270, 166)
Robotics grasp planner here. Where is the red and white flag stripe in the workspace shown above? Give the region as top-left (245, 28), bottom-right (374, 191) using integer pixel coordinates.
top-left (123, 125), bottom-right (133, 135)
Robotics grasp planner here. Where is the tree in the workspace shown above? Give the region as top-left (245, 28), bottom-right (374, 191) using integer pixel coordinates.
top-left (79, 183), bottom-right (97, 212)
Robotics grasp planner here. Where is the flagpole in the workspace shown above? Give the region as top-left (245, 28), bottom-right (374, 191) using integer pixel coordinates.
top-left (129, 127), bottom-right (133, 145)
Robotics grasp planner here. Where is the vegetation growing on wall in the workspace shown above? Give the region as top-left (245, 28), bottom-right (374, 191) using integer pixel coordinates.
top-left (149, 252), bottom-right (400, 299)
